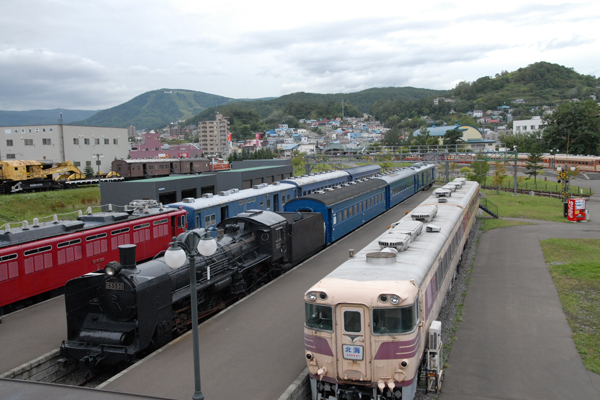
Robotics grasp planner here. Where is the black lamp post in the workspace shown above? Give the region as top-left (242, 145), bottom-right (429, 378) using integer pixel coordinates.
top-left (164, 229), bottom-right (217, 400)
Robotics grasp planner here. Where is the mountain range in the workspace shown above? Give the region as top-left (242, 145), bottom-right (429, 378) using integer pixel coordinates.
top-left (1, 62), bottom-right (598, 131)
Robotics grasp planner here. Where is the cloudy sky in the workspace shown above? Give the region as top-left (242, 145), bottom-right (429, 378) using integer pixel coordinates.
top-left (1, 0), bottom-right (598, 111)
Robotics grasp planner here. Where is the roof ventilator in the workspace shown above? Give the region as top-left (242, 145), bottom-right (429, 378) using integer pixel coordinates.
top-left (202, 193), bottom-right (214, 198)
top-left (410, 205), bottom-right (437, 222)
top-left (183, 197), bottom-right (195, 203)
top-left (438, 197), bottom-right (448, 203)
top-left (426, 225), bottom-right (441, 232)
top-left (366, 251), bottom-right (397, 265)
top-left (434, 188), bottom-right (451, 198)
top-left (379, 233), bottom-right (411, 252)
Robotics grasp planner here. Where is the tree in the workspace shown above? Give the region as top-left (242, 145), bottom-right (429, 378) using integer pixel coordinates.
top-left (443, 129), bottom-right (463, 145)
top-left (492, 162), bottom-right (508, 192)
top-left (542, 99), bottom-right (600, 155)
top-left (524, 148), bottom-right (544, 185)
top-left (291, 151), bottom-right (305, 175)
top-left (381, 128), bottom-right (403, 147)
top-left (84, 164), bottom-right (95, 178)
top-left (467, 153), bottom-right (489, 186)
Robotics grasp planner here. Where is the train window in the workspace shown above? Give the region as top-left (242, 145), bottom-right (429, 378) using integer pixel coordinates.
top-left (179, 215), bottom-right (186, 229)
top-left (343, 310), bottom-right (362, 333)
top-left (372, 302), bottom-right (419, 334)
top-left (211, 214), bottom-right (216, 225)
top-left (305, 303), bottom-right (333, 332)
top-left (275, 228), bottom-right (283, 242)
top-left (267, 199), bottom-right (271, 209)
top-left (239, 201), bottom-right (244, 205)
top-left (0, 253), bottom-right (18, 262)
top-left (338, 212), bottom-right (342, 223)
top-left (349, 207), bottom-right (353, 216)
top-left (359, 203), bottom-right (362, 212)
top-left (24, 245), bottom-right (52, 256)
top-left (205, 215), bottom-right (211, 226)
top-left (133, 223), bottom-right (150, 230)
top-left (111, 228), bottom-right (130, 235)
top-left (57, 239), bottom-right (82, 248)
top-left (86, 233), bottom-right (107, 241)
top-left (153, 218), bottom-right (168, 225)
top-left (344, 209), bottom-right (348, 219)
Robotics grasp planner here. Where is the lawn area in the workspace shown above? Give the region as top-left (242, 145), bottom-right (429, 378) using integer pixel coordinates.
top-left (540, 239), bottom-right (600, 375)
top-left (483, 175), bottom-right (592, 196)
top-left (0, 187), bottom-right (101, 227)
top-left (481, 189), bottom-right (571, 223)
top-left (480, 219), bottom-right (537, 231)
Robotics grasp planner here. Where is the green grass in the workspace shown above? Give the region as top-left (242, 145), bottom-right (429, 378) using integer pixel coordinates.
top-left (540, 239), bottom-right (600, 374)
top-left (482, 189), bottom-right (570, 223)
top-left (0, 187), bottom-right (101, 227)
top-left (484, 175), bottom-right (592, 196)
top-left (481, 219), bottom-right (537, 231)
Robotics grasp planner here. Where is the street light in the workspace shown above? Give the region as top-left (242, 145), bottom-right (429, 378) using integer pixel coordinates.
top-left (551, 148), bottom-right (559, 169)
top-left (93, 153), bottom-right (104, 175)
top-left (164, 229), bottom-right (217, 400)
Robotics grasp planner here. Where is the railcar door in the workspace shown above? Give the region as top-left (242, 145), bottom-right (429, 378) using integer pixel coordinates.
top-left (336, 304), bottom-right (371, 383)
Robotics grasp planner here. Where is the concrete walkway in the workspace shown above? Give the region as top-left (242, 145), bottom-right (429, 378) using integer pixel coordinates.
top-left (441, 178), bottom-right (600, 399)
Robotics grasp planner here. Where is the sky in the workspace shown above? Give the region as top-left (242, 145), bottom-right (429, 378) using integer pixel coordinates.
top-left (1, 0), bottom-right (598, 111)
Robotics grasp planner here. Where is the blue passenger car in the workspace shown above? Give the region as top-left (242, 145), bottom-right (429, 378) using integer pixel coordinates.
top-left (344, 165), bottom-right (381, 181)
top-left (284, 179), bottom-right (387, 245)
top-left (280, 170), bottom-right (350, 197)
top-left (167, 182), bottom-right (297, 230)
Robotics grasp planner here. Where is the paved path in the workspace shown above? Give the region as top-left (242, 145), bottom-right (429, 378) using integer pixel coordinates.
top-left (440, 178), bottom-right (600, 399)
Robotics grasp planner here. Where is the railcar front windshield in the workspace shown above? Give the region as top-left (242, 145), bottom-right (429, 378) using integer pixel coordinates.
top-left (305, 303), bottom-right (333, 332)
top-left (372, 302), bottom-right (419, 335)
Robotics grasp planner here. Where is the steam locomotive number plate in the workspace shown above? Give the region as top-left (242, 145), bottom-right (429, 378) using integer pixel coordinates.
top-left (106, 282), bottom-right (124, 291)
top-left (342, 344), bottom-right (363, 360)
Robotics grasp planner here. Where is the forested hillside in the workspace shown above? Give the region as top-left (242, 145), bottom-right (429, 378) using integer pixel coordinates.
top-left (0, 109), bottom-right (98, 126)
top-left (74, 89), bottom-right (235, 130)
top-left (187, 87), bottom-right (444, 140)
top-left (371, 62), bottom-right (600, 131)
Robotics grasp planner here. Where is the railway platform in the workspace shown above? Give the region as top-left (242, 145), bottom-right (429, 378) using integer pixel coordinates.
top-left (440, 180), bottom-right (600, 399)
top-left (0, 379), bottom-right (168, 400)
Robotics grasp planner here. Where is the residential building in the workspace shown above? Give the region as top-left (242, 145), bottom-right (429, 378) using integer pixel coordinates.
top-left (128, 133), bottom-right (201, 159)
top-left (1, 124), bottom-right (128, 174)
top-left (513, 116), bottom-right (545, 133)
top-left (412, 123), bottom-right (496, 151)
top-left (198, 112), bottom-right (230, 157)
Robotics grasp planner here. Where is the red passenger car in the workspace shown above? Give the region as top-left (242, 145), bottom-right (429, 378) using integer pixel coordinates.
top-left (0, 201), bottom-right (186, 311)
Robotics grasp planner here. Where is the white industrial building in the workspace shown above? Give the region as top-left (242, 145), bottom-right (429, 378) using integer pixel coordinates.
top-left (2, 124), bottom-right (129, 174)
top-left (513, 116), bottom-right (546, 133)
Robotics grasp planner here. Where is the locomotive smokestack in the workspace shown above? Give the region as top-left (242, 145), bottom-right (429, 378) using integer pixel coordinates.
top-left (119, 244), bottom-right (137, 269)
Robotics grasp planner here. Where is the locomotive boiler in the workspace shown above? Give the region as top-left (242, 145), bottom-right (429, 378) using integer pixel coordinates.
top-left (61, 210), bottom-right (325, 368)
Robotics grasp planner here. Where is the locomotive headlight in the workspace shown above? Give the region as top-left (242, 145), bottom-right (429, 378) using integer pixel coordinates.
top-left (401, 359), bottom-right (409, 368)
top-left (104, 261), bottom-right (122, 277)
top-left (390, 295), bottom-right (400, 305)
top-left (307, 291), bottom-right (318, 301)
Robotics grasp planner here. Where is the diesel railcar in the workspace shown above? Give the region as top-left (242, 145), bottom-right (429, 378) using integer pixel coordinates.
top-left (303, 179), bottom-right (479, 400)
top-left (0, 201), bottom-right (186, 313)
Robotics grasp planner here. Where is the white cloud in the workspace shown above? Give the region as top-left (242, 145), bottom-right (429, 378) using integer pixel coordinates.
top-left (0, 0), bottom-right (598, 112)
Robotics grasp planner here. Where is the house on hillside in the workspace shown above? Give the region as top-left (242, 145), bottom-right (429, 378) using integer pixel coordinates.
top-left (412, 123), bottom-right (495, 151)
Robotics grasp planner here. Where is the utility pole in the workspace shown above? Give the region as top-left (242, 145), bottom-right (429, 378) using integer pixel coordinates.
top-left (513, 146), bottom-right (518, 196)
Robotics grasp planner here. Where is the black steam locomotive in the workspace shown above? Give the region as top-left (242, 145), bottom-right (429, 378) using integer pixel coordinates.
top-left (60, 210), bottom-right (325, 368)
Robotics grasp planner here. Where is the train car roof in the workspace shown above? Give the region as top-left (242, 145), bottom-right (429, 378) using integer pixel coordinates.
top-left (114, 158), bottom-right (209, 164)
top-left (374, 164), bottom-right (434, 184)
top-left (285, 179), bottom-right (387, 208)
top-left (218, 209), bottom-right (287, 229)
top-left (279, 170), bottom-right (349, 187)
top-left (343, 165), bottom-right (381, 174)
top-left (167, 182), bottom-right (297, 210)
top-left (126, 175), bottom-right (214, 183)
top-left (315, 181), bottom-right (479, 288)
top-left (0, 204), bottom-right (183, 248)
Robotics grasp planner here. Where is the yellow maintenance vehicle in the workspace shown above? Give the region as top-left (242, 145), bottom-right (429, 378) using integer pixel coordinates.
top-left (0, 160), bottom-right (123, 194)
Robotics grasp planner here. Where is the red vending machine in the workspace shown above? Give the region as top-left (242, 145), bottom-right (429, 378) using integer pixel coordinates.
top-left (567, 198), bottom-right (587, 222)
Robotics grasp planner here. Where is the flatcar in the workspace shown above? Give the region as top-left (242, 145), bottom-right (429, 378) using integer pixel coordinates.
top-left (303, 179), bottom-right (479, 400)
top-left (61, 210), bottom-right (326, 367)
top-left (111, 158), bottom-right (211, 180)
top-left (59, 167), bottom-right (435, 368)
top-left (0, 200), bottom-right (186, 314)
